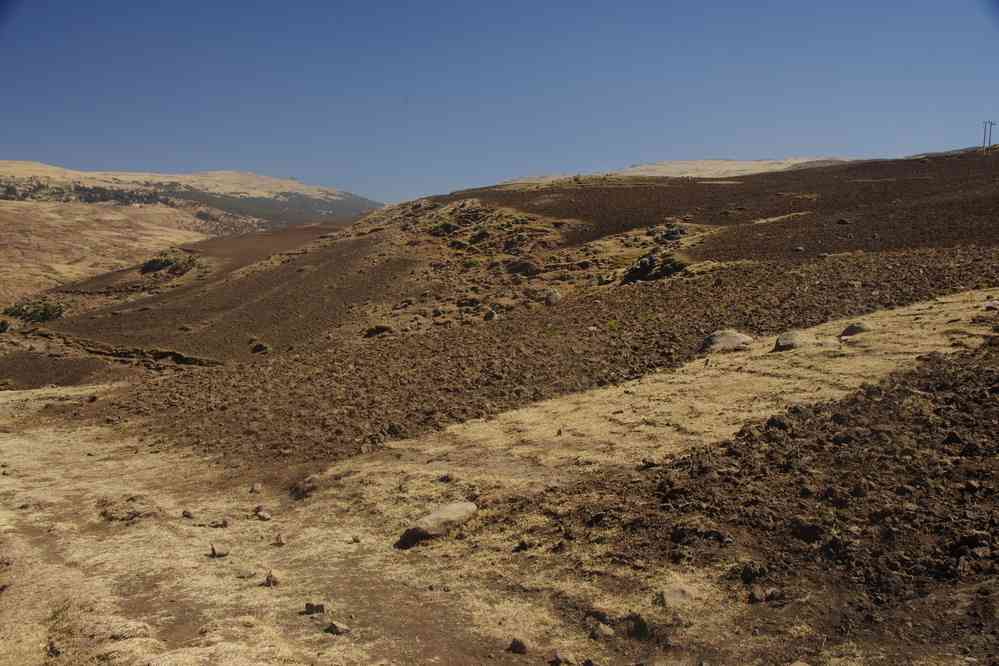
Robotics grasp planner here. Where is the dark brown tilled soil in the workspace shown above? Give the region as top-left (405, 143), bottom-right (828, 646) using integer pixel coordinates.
top-left (483, 338), bottom-right (999, 663)
top-left (0, 351), bottom-right (139, 390)
top-left (688, 182), bottom-right (999, 263)
top-left (95, 244), bottom-right (999, 469)
top-left (46, 233), bottom-right (414, 363)
top-left (441, 151), bottom-right (999, 248)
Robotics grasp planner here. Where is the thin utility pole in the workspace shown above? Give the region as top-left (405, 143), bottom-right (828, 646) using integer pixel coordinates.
top-left (990, 121), bottom-right (997, 152)
top-left (985, 120), bottom-right (998, 153)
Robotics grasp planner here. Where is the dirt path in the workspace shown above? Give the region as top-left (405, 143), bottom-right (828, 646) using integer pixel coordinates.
top-left (0, 290), bottom-right (994, 665)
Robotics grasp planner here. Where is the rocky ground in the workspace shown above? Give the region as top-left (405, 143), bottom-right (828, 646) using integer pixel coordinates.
top-left (0, 149), bottom-right (997, 664)
top-left (1, 292), bottom-right (995, 665)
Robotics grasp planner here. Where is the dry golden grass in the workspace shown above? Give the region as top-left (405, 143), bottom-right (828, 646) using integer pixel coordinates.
top-left (0, 291), bottom-right (992, 664)
top-left (507, 157), bottom-right (847, 186)
top-left (0, 160), bottom-right (345, 200)
top-left (0, 200), bottom-right (208, 303)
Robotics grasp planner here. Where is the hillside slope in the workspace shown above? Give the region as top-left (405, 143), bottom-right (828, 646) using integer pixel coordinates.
top-left (0, 162), bottom-right (381, 304)
top-left (0, 161), bottom-right (382, 227)
top-left (1, 147), bottom-right (998, 663)
top-left (507, 156), bottom-right (849, 185)
top-left (0, 200), bottom-right (212, 303)
top-left (17, 148), bottom-right (996, 441)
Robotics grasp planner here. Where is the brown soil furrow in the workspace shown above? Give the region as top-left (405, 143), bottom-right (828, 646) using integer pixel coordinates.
top-left (2, 290), bottom-right (993, 664)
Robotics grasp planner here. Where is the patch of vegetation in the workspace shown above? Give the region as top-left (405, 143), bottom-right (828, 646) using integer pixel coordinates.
top-left (163, 189), bottom-right (381, 227)
top-left (2, 298), bottom-right (65, 323)
top-left (140, 249), bottom-right (200, 275)
top-left (430, 222), bottom-right (458, 237)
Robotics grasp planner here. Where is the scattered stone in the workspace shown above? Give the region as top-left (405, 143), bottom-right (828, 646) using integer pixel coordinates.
top-left (208, 543), bottom-right (229, 559)
top-left (249, 482), bottom-right (263, 494)
top-left (262, 570), bottom-right (280, 587)
top-left (209, 517), bottom-right (229, 529)
top-left (250, 342), bottom-right (271, 354)
top-left (749, 585), bottom-right (768, 603)
top-left (181, 509), bottom-right (194, 519)
top-left (794, 245), bottom-right (805, 252)
top-left (740, 560), bottom-right (767, 584)
top-left (543, 288), bottom-right (563, 306)
top-left (364, 324), bottom-right (393, 338)
top-left (273, 533), bottom-right (286, 547)
top-left (589, 621), bottom-right (615, 640)
top-left (623, 613), bottom-right (652, 640)
top-left (772, 331), bottom-right (809, 352)
top-left (702, 329), bottom-right (753, 353)
top-left (290, 474), bottom-right (321, 500)
top-left (484, 309), bottom-right (497, 321)
top-left (97, 495), bottom-right (159, 524)
top-left (303, 602), bottom-right (326, 615)
top-left (547, 650), bottom-right (579, 665)
top-left (394, 501), bottom-right (478, 549)
top-left (622, 251), bottom-right (688, 283)
top-left (324, 621), bottom-right (351, 636)
top-left (789, 517), bottom-right (824, 543)
top-left (985, 300), bottom-right (999, 311)
top-left (508, 638), bottom-right (528, 654)
top-left (766, 414), bottom-right (790, 431)
top-left (506, 258), bottom-right (542, 276)
top-left (840, 322), bottom-right (870, 337)
top-left (256, 509), bottom-right (272, 521)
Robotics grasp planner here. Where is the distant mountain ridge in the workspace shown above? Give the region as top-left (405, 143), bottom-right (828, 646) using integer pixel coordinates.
top-left (0, 161), bottom-right (382, 227)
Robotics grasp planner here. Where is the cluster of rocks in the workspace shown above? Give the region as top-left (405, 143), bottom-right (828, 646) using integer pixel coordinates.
top-left (621, 251), bottom-right (689, 284)
top-left (701, 320), bottom-right (873, 355)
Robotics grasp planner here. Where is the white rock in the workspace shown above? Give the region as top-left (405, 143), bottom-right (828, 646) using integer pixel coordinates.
top-left (702, 329), bottom-right (753, 353)
top-left (395, 501), bottom-right (478, 549)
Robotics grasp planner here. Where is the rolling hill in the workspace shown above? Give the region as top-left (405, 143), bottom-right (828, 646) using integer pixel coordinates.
top-left (1, 148), bottom-right (997, 664)
top-left (0, 161), bottom-right (382, 303)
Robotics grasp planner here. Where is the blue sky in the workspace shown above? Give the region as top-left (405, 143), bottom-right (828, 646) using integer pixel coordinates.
top-left (2, 1), bottom-right (998, 202)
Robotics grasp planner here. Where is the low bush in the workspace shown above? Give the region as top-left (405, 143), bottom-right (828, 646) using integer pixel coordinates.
top-left (140, 249), bottom-right (199, 275)
top-left (2, 298), bottom-right (65, 322)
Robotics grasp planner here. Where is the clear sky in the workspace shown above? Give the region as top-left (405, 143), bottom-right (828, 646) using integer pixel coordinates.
top-left (2, 1), bottom-right (998, 202)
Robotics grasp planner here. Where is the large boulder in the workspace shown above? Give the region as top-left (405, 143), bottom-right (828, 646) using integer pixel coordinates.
top-left (394, 501), bottom-right (478, 549)
top-left (772, 331), bottom-right (810, 352)
top-left (505, 257), bottom-right (543, 276)
top-left (840, 322), bottom-right (870, 337)
top-left (702, 329), bottom-right (753, 353)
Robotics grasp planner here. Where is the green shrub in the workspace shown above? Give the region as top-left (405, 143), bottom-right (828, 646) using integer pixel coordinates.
top-left (141, 249), bottom-right (199, 275)
top-left (2, 298), bottom-right (65, 322)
